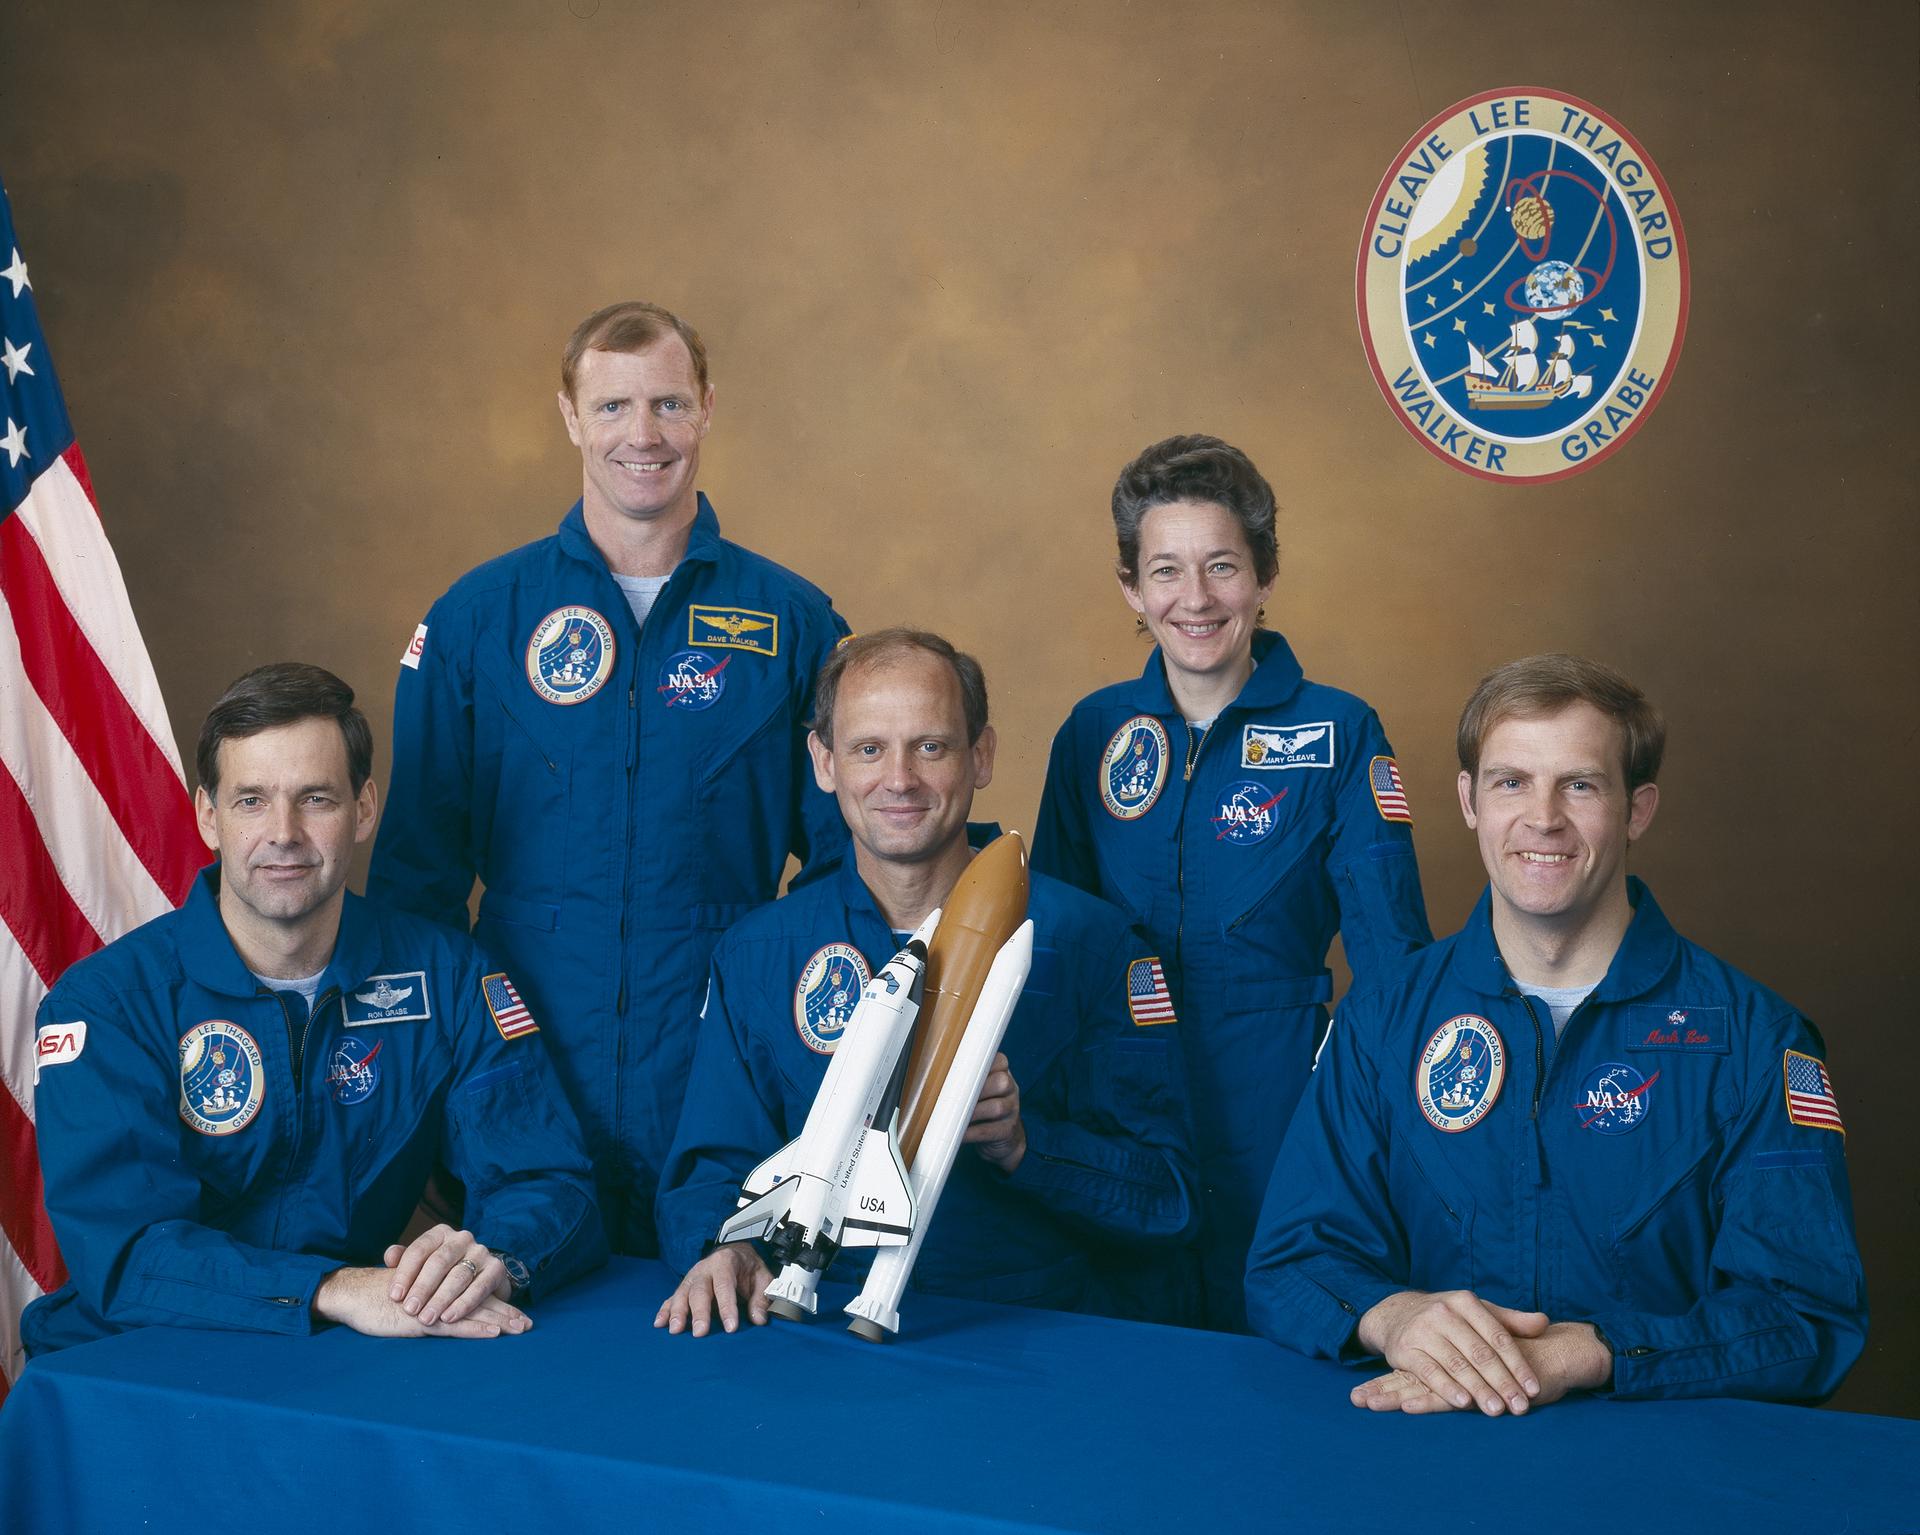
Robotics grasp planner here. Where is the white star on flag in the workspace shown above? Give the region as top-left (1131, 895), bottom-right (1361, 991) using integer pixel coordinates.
top-left (1, 417), bottom-right (25, 467)
top-left (1, 247), bottom-right (26, 298)
top-left (2, 336), bottom-right (31, 384)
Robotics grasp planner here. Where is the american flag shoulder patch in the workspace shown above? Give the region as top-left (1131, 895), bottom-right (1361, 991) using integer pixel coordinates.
top-left (1368, 755), bottom-right (1412, 824)
top-left (482, 972), bottom-right (539, 1040)
top-left (1126, 957), bottom-right (1177, 1026)
top-left (1783, 1048), bottom-right (1843, 1134)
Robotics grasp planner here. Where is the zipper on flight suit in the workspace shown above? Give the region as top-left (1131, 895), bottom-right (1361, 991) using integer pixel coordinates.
top-left (1182, 718), bottom-right (1214, 782)
top-left (1516, 993), bottom-right (1547, 1120)
top-left (614, 565), bottom-right (675, 1130)
top-left (271, 987), bottom-right (337, 1249)
top-left (1174, 718), bottom-right (1215, 963)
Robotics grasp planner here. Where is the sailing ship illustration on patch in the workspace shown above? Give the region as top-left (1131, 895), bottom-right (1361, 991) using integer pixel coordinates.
top-left (1357, 88), bottom-right (1688, 482)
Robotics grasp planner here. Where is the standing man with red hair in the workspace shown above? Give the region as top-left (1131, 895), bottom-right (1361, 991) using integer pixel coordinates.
top-left (373, 303), bottom-right (849, 1256)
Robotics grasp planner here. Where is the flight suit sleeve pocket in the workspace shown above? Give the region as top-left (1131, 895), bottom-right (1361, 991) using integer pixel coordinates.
top-left (1089, 1034), bottom-right (1182, 1143)
top-left (1723, 1152), bottom-right (1861, 1304)
top-left (1334, 843), bottom-right (1429, 979)
top-left (446, 1058), bottom-right (561, 1194)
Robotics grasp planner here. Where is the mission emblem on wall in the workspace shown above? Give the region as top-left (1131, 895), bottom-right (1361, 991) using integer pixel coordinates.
top-left (1358, 88), bottom-right (1689, 483)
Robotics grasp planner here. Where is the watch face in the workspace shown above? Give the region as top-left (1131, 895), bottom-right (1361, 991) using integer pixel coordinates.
top-left (493, 1250), bottom-right (531, 1289)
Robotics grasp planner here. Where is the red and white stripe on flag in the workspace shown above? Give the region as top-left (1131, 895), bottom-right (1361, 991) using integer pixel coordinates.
top-left (0, 183), bottom-right (208, 1403)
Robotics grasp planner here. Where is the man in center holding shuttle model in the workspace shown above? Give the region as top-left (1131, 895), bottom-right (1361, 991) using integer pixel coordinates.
top-left (655, 629), bottom-right (1198, 1336)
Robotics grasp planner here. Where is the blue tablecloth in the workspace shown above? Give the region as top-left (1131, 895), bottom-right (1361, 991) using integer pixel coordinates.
top-left (2, 1259), bottom-right (1914, 1533)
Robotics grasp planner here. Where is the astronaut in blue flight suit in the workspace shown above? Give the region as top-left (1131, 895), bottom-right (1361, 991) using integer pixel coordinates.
top-left (368, 303), bottom-right (849, 1256)
top-left (1034, 435), bottom-right (1431, 1331)
top-left (1247, 655), bottom-right (1866, 1411)
top-left (654, 629), bottom-right (1197, 1335)
top-left (24, 664), bottom-right (605, 1356)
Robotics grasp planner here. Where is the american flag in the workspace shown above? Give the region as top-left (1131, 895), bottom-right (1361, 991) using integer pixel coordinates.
top-left (482, 972), bottom-right (539, 1039)
top-left (1369, 755), bottom-right (1412, 823)
top-left (0, 176), bottom-right (206, 1401)
top-left (1784, 1050), bottom-right (1844, 1134)
top-left (1126, 957), bottom-right (1176, 1025)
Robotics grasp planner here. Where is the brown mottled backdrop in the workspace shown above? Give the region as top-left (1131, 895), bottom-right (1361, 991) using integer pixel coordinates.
top-left (2, 1), bottom-right (1913, 1414)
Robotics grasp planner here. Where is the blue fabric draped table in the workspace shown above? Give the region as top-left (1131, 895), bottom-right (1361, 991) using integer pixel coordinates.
top-left (2, 1258), bottom-right (1914, 1533)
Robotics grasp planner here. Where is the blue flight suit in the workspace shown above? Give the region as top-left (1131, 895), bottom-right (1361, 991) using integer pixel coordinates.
top-left (1033, 630), bottom-right (1431, 1329)
top-left (369, 495), bottom-right (850, 1255)
top-left (22, 868), bottom-right (606, 1356)
top-left (1246, 881), bottom-right (1867, 1402)
top-left (656, 833), bottom-right (1199, 1316)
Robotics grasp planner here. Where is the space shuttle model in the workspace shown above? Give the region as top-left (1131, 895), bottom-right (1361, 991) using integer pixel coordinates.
top-left (714, 832), bottom-right (1034, 1341)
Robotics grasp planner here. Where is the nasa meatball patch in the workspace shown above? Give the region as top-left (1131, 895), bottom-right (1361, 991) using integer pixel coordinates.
top-left (1416, 1014), bottom-right (1505, 1133)
top-left (1574, 1062), bottom-right (1657, 1134)
top-left (1211, 781), bottom-right (1288, 845)
top-left (326, 1037), bottom-right (383, 1107)
top-left (657, 649), bottom-right (729, 711)
top-left (1357, 88), bottom-right (1687, 482)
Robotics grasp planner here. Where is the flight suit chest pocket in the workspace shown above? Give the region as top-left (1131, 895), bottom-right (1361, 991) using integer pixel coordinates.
top-left (477, 639), bottom-right (585, 763)
top-left (692, 680), bottom-right (790, 788)
top-left (1216, 829), bottom-right (1328, 995)
top-left (1393, 1137), bottom-right (1476, 1293)
top-left (190, 1130), bottom-right (267, 1212)
top-left (688, 683), bottom-right (794, 889)
top-left (474, 661), bottom-right (575, 876)
top-left (1605, 1135), bottom-right (1719, 1305)
top-left (332, 1031), bottom-right (447, 1184)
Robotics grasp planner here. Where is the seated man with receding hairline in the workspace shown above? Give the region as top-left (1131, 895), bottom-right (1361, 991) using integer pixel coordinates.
top-left (654, 629), bottom-right (1199, 1335)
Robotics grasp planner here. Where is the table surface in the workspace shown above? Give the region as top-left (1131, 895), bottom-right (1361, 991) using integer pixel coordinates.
top-left (2, 1258), bottom-right (1915, 1534)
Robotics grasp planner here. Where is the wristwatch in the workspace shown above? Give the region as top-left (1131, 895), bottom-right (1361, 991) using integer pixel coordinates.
top-left (489, 1248), bottom-right (532, 1301)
